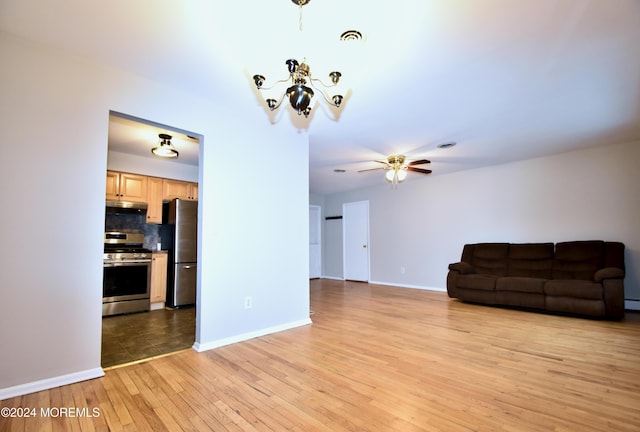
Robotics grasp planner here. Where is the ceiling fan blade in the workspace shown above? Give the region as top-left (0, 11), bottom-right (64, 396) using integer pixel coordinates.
top-left (358, 167), bottom-right (386, 173)
top-left (407, 167), bottom-right (433, 175)
top-left (374, 160), bottom-right (389, 165)
top-left (408, 159), bottom-right (431, 166)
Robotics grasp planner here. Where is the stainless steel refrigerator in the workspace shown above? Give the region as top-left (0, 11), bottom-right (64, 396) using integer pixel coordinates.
top-left (166, 198), bottom-right (198, 308)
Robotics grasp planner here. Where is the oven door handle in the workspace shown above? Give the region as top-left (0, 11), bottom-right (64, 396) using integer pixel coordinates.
top-left (104, 260), bottom-right (152, 267)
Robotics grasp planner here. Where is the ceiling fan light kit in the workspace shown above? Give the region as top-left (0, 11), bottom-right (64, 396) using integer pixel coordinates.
top-left (359, 154), bottom-right (432, 187)
top-left (386, 168), bottom-right (407, 183)
top-left (151, 133), bottom-right (179, 158)
top-left (385, 155), bottom-right (407, 186)
top-left (252, 0), bottom-right (346, 119)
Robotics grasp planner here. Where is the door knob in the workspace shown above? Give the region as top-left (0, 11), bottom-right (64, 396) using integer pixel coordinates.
top-left (363, 244), bottom-right (367, 248)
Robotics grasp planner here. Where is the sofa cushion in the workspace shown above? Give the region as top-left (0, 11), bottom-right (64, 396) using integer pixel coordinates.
top-left (496, 277), bottom-right (546, 294)
top-left (544, 279), bottom-right (603, 300)
top-left (466, 243), bottom-right (509, 276)
top-left (456, 274), bottom-right (498, 291)
top-left (507, 243), bottom-right (554, 279)
top-left (552, 241), bottom-right (604, 281)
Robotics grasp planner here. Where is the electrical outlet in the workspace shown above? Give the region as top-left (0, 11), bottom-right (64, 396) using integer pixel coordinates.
top-left (400, 266), bottom-right (406, 274)
top-left (244, 296), bottom-right (252, 309)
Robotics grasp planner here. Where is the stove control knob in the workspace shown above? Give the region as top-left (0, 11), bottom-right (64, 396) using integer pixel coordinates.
top-left (140, 253), bottom-right (147, 258)
top-left (133, 253), bottom-right (140, 258)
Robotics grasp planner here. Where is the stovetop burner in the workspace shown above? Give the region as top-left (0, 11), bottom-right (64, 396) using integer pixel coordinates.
top-left (103, 231), bottom-right (152, 262)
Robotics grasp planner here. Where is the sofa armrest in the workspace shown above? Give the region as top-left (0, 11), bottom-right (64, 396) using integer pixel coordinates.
top-left (594, 267), bottom-right (625, 283)
top-left (448, 262), bottom-right (475, 274)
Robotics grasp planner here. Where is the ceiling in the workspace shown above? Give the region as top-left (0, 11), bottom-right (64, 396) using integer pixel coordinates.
top-left (108, 113), bottom-right (201, 167)
top-left (2, 0), bottom-right (639, 195)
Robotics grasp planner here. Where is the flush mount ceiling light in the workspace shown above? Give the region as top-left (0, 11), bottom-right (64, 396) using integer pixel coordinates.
top-left (152, 133), bottom-right (179, 158)
top-left (252, 0), bottom-right (345, 118)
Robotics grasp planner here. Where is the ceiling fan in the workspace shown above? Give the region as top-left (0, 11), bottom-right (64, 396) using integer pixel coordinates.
top-left (358, 155), bottom-right (432, 185)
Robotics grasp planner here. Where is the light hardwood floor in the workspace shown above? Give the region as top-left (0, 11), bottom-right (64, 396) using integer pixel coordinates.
top-left (2, 279), bottom-right (639, 431)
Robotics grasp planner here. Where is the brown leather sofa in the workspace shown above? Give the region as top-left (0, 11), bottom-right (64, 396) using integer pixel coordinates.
top-left (447, 241), bottom-right (625, 320)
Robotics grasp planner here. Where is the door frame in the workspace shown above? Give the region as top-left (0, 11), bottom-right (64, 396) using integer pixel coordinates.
top-left (309, 205), bottom-right (322, 279)
top-left (342, 200), bottom-right (370, 282)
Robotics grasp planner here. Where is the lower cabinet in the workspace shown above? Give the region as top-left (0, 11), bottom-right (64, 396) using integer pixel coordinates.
top-left (150, 253), bottom-right (168, 304)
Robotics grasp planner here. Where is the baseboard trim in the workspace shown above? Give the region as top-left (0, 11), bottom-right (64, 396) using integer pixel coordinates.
top-left (369, 280), bottom-right (446, 293)
top-left (625, 299), bottom-right (640, 311)
top-left (193, 318), bottom-right (313, 353)
top-left (320, 275), bottom-right (344, 281)
top-left (150, 302), bottom-right (165, 311)
top-left (0, 367), bottom-right (104, 401)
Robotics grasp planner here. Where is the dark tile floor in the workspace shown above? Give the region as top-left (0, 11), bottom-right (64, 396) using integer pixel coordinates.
top-left (101, 307), bottom-right (196, 368)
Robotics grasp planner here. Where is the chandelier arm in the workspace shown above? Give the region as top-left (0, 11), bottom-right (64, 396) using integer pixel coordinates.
top-left (307, 80), bottom-right (341, 106)
top-left (309, 77), bottom-right (338, 89)
top-left (257, 77), bottom-right (291, 92)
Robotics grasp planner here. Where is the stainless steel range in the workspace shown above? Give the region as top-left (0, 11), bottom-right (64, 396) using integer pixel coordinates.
top-left (103, 231), bottom-right (152, 316)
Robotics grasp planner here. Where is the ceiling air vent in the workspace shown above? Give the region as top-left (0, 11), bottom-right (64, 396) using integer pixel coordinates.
top-left (340, 30), bottom-right (364, 42)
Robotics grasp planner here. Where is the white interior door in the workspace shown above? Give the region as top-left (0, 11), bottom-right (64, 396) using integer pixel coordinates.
top-left (343, 201), bottom-right (370, 282)
top-left (309, 205), bottom-right (321, 279)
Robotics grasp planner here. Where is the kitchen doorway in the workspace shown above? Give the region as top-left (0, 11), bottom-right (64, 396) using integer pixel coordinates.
top-left (101, 307), bottom-right (195, 367)
top-left (102, 111), bottom-right (201, 368)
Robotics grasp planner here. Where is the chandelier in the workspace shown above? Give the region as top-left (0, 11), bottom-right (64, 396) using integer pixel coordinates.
top-left (252, 0), bottom-right (345, 118)
top-left (253, 59), bottom-right (343, 118)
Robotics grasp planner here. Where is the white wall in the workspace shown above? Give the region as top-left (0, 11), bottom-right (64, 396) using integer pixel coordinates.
top-left (0, 32), bottom-right (309, 397)
top-left (322, 141), bottom-right (640, 301)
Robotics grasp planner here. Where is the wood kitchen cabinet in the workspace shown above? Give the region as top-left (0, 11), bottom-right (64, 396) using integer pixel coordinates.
top-left (146, 176), bottom-right (164, 224)
top-left (150, 252), bottom-right (168, 303)
top-left (106, 171), bottom-right (148, 203)
top-left (163, 179), bottom-right (198, 201)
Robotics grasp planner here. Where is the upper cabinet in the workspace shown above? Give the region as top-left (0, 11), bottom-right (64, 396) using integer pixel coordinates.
top-left (146, 177), bottom-right (164, 224)
top-left (106, 171), bottom-right (197, 224)
top-left (163, 179), bottom-right (198, 201)
top-left (106, 171), bottom-right (148, 203)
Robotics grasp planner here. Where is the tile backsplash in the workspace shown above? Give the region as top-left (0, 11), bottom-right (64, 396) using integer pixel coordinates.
top-left (105, 212), bottom-right (169, 250)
